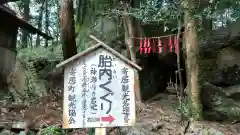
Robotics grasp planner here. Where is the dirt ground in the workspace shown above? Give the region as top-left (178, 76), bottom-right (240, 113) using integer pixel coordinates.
top-left (124, 93), bottom-right (240, 135)
top-left (1, 93), bottom-right (240, 135)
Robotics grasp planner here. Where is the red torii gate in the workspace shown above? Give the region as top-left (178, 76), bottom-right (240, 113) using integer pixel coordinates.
top-left (137, 34), bottom-right (180, 56)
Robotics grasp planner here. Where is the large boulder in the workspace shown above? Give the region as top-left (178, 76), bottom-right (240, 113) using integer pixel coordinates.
top-left (6, 58), bottom-right (50, 103)
top-left (200, 83), bottom-right (240, 121)
top-left (224, 84), bottom-right (240, 101)
top-left (211, 64), bottom-right (240, 87)
top-left (201, 45), bottom-right (240, 86)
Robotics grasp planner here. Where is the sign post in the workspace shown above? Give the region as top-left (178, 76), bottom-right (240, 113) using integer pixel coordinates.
top-left (95, 128), bottom-right (106, 135)
top-left (56, 35), bottom-right (142, 135)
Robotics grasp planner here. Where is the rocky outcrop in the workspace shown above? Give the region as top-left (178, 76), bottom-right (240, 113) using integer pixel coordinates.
top-left (6, 59), bottom-right (48, 103)
top-left (198, 83), bottom-right (240, 121)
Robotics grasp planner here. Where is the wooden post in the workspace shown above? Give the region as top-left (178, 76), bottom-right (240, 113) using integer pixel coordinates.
top-left (95, 128), bottom-right (106, 135)
top-left (134, 71), bottom-right (142, 101)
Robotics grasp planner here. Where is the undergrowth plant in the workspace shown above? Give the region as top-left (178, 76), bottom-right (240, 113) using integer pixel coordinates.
top-left (37, 126), bottom-right (65, 135)
top-left (174, 97), bottom-right (191, 119)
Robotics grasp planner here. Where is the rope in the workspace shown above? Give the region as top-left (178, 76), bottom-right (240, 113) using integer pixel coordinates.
top-left (130, 32), bottom-right (184, 39)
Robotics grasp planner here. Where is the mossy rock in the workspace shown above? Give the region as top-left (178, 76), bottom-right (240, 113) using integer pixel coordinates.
top-left (201, 83), bottom-right (240, 121)
top-left (228, 93), bottom-right (240, 101)
top-left (0, 129), bottom-right (16, 135)
top-left (200, 128), bottom-right (224, 135)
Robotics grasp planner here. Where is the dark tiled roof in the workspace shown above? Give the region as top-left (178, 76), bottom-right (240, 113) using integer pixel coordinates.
top-left (0, 5), bottom-right (53, 40)
top-left (0, 0), bottom-right (20, 5)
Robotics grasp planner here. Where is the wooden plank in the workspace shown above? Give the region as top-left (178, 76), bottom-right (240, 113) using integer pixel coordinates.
top-left (89, 35), bottom-right (142, 71)
top-left (56, 43), bottom-right (102, 68)
top-left (56, 35), bottom-right (142, 71)
top-left (95, 128), bottom-right (106, 135)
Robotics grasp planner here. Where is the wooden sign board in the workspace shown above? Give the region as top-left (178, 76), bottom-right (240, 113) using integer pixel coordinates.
top-left (58, 37), bottom-right (141, 129)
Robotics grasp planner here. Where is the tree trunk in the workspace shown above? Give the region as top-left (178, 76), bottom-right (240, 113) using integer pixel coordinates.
top-left (60, 0), bottom-right (77, 60)
top-left (21, 0), bottom-right (30, 48)
top-left (44, 0), bottom-right (49, 47)
top-left (55, 0), bottom-right (60, 45)
top-left (36, 0), bottom-right (45, 46)
top-left (29, 34), bottom-right (32, 48)
top-left (123, 3), bottom-right (141, 102)
top-left (184, 0), bottom-right (203, 120)
top-left (176, 18), bottom-right (185, 97)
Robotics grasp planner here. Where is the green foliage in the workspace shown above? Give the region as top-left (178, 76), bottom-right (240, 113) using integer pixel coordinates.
top-left (131, 0), bottom-right (240, 32)
top-left (88, 128), bottom-right (95, 135)
top-left (19, 130), bottom-right (35, 135)
top-left (76, 0), bottom-right (89, 32)
top-left (210, 95), bottom-right (240, 121)
top-left (17, 46), bottom-right (62, 78)
top-left (76, 24), bottom-right (93, 51)
top-left (37, 126), bottom-right (65, 135)
top-left (174, 98), bottom-right (191, 119)
top-left (75, 0), bottom-right (123, 52)
top-left (18, 131), bottom-right (25, 135)
top-left (75, 0), bottom-right (118, 33)
top-left (12, 46), bottom-right (63, 102)
top-left (17, 46), bottom-right (63, 61)
top-left (132, 0), bottom-right (180, 24)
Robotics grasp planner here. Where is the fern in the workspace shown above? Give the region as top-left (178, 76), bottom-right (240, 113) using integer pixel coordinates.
top-left (37, 126), bottom-right (65, 135)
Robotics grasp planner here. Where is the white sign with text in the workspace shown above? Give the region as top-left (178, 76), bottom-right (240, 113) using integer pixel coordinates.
top-left (63, 48), bottom-right (136, 128)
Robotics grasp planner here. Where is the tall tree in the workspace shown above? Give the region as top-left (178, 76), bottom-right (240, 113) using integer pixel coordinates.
top-left (21, 0), bottom-right (30, 48)
top-left (36, 0), bottom-right (45, 46)
top-left (55, 0), bottom-right (60, 45)
top-left (184, 0), bottom-right (203, 120)
top-left (60, 0), bottom-right (77, 59)
top-left (199, 0), bottom-right (213, 35)
top-left (122, 1), bottom-right (142, 101)
top-left (44, 0), bottom-right (49, 47)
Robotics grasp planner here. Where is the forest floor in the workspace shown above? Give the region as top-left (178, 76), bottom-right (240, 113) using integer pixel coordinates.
top-left (0, 92), bottom-right (240, 135)
top-left (124, 93), bottom-right (240, 135)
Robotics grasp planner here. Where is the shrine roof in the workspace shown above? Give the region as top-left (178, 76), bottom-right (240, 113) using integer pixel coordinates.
top-left (0, 5), bottom-right (53, 40)
top-left (0, 0), bottom-right (19, 5)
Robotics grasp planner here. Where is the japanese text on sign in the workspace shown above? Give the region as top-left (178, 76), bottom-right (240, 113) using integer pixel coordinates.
top-left (98, 55), bottom-right (114, 114)
top-left (121, 67), bottom-right (130, 123)
top-left (90, 64), bottom-right (98, 114)
top-left (68, 68), bottom-right (77, 124)
top-left (81, 60), bottom-right (88, 126)
top-left (63, 48), bottom-right (136, 128)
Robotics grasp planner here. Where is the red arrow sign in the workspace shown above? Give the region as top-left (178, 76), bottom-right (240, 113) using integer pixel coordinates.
top-left (101, 115), bottom-right (115, 123)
